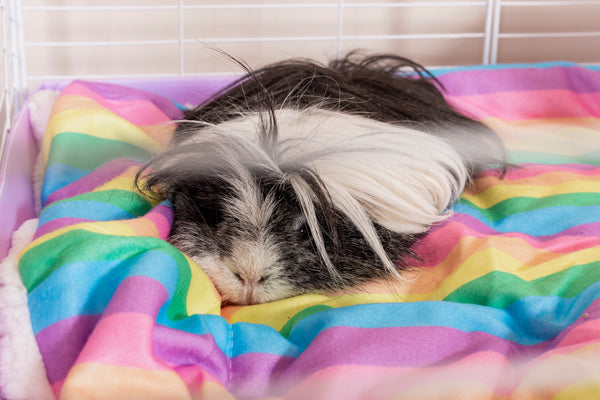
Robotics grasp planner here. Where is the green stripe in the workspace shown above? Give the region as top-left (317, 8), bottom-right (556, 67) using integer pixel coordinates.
top-left (444, 261), bottom-right (600, 309)
top-left (279, 304), bottom-right (333, 338)
top-left (19, 230), bottom-right (190, 321)
top-left (49, 189), bottom-right (153, 218)
top-left (509, 150), bottom-right (600, 166)
top-left (47, 132), bottom-right (152, 170)
top-left (459, 193), bottom-right (600, 221)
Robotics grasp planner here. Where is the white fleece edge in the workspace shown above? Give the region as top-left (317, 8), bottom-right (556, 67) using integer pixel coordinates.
top-left (0, 218), bottom-right (54, 400)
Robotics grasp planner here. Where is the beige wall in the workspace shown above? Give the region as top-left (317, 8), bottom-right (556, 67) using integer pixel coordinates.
top-left (19, 0), bottom-right (600, 85)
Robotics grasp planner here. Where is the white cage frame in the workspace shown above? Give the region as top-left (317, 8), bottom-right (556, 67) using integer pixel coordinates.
top-left (2, 0), bottom-right (600, 163)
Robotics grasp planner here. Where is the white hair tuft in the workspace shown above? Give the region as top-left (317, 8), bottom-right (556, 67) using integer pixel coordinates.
top-left (173, 107), bottom-right (468, 278)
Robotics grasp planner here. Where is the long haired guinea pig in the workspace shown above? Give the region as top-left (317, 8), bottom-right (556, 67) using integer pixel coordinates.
top-left (136, 52), bottom-right (507, 305)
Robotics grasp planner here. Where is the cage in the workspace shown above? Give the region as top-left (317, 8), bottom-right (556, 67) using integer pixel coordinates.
top-left (1, 2), bottom-right (600, 400)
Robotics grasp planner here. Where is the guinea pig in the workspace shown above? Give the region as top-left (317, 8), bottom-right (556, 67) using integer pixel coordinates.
top-left (136, 52), bottom-right (506, 305)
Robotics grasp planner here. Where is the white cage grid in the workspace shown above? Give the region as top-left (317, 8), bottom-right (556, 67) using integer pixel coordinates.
top-left (1, 0), bottom-right (600, 167)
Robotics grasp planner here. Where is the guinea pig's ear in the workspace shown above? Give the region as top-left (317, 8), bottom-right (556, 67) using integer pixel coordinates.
top-left (134, 152), bottom-right (182, 202)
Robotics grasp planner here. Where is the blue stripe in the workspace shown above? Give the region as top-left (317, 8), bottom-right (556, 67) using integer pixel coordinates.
top-left (28, 250), bottom-right (179, 334)
top-left (231, 322), bottom-right (300, 358)
top-left (41, 164), bottom-right (90, 206)
top-left (453, 203), bottom-right (600, 236)
top-left (156, 280), bottom-right (600, 358)
top-left (286, 280), bottom-right (600, 352)
top-left (430, 61), bottom-right (582, 77)
top-left (39, 200), bottom-right (135, 225)
top-left (154, 312), bottom-right (298, 357)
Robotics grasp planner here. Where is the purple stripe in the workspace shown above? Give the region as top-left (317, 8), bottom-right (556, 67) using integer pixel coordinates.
top-left (230, 353), bottom-right (294, 397)
top-left (153, 325), bottom-right (230, 385)
top-left (103, 275), bottom-right (168, 317)
top-left (34, 202), bottom-right (172, 240)
top-left (277, 309), bottom-right (600, 387)
top-left (44, 158), bottom-right (141, 206)
top-left (33, 217), bottom-right (93, 239)
top-left (36, 314), bottom-right (101, 384)
top-left (437, 66), bottom-right (600, 96)
top-left (34, 299), bottom-right (598, 391)
top-left (450, 214), bottom-right (600, 241)
top-left (71, 80), bottom-right (183, 120)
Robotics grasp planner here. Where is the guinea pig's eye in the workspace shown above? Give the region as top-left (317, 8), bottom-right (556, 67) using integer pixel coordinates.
top-left (290, 214), bottom-right (308, 236)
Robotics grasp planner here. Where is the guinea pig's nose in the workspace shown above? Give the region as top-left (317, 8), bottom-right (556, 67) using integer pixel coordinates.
top-left (233, 272), bottom-right (265, 304)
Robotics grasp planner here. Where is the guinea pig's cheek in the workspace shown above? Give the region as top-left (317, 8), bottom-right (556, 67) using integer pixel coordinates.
top-left (259, 280), bottom-right (301, 303)
top-left (188, 255), bottom-right (234, 294)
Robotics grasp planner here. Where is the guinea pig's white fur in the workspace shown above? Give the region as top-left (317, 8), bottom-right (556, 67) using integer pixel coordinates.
top-left (165, 107), bottom-right (467, 303)
top-left (138, 53), bottom-right (507, 305)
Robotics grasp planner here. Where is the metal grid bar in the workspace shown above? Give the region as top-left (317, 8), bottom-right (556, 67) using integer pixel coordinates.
top-left (22, 2), bottom-right (489, 11)
top-left (1, 0), bottom-right (12, 163)
top-left (489, 0), bottom-right (600, 63)
top-left (22, 1), bottom-right (492, 78)
top-left (4, 0), bottom-right (600, 116)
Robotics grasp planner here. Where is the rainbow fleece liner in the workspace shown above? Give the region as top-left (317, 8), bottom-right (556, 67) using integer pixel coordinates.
top-left (19, 65), bottom-right (600, 399)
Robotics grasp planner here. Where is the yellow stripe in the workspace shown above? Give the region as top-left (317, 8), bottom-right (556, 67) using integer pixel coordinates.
top-left (461, 180), bottom-right (600, 209)
top-left (21, 221), bottom-right (139, 255)
top-left (224, 245), bottom-right (600, 328)
top-left (516, 344), bottom-right (600, 399)
top-left (94, 176), bottom-right (138, 194)
top-left (481, 116), bottom-right (600, 153)
top-left (42, 108), bottom-right (164, 166)
top-left (60, 363), bottom-right (192, 400)
top-left (192, 381), bottom-right (235, 400)
top-left (384, 379), bottom-right (505, 400)
top-left (185, 255), bottom-right (222, 317)
top-left (470, 171), bottom-right (600, 196)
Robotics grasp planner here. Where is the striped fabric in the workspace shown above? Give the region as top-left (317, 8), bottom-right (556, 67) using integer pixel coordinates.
top-left (19, 64), bottom-right (600, 399)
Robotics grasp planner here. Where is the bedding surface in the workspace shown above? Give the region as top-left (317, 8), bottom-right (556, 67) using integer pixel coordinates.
top-left (18, 64), bottom-right (600, 399)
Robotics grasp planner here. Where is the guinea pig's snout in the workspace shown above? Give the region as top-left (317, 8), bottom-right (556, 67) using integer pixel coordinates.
top-left (231, 271), bottom-right (269, 304)
top-left (224, 239), bottom-right (283, 305)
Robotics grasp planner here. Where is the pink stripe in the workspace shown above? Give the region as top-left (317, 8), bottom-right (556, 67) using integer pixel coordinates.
top-left (477, 164), bottom-right (600, 180)
top-left (278, 326), bottom-right (520, 382)
top-left (415, 218), bottom-right (600, 268)
top-left (437, 66), bottom-right (600, 96)
top-left (44, 158), bottom-right (141, 207)
top-left (554, 308), bottom-right (600, 350)
top-left (447, 90), bottom-right (600, 121)
top-left (283, 353), bottom-right (512, 400)
top-left (439, 214), bottom-right (600, 241)
top-left (75, 312), bottom-right (169, 370)
top-left (175, 365), bottom-right (227, 396)
top-left (34, 217), bottom-right (92, 239)
top-left (73, 276), bottom-right (169, 369)
top-left (60, 81), bottom-right (182, 125)
top-left (282, 308), bottom-right (600, 399)
top-left (33, 205), bottom-right (171, 240)
top-left (144, 204), bottom-right (173, 240)
top-left (51, 381), bottom-right (63, 399)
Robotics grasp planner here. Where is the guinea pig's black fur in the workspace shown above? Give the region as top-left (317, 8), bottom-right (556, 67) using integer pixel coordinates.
top-left (136, 52), bottom-right (507, 305)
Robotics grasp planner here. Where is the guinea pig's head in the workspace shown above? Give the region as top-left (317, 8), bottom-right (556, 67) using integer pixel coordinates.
top-left (164, 170), bottom-right (338, 305)
top-left (137, 108), bottom-right (470, 305)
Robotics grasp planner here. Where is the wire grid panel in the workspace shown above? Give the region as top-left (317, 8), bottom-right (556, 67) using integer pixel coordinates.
top-left (0, 0), bottom-right (26, 164)
top-left (8, 0), bottom-right (600, 92)
top-left (489, 0), bottom-right (600, 64)
top-left (21, 0), bottom-right (496, 85)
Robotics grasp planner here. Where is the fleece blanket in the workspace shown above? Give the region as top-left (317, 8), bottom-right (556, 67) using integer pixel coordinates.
top-left (17, 63), bottom-right (600, 399)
